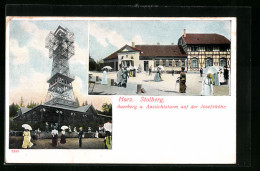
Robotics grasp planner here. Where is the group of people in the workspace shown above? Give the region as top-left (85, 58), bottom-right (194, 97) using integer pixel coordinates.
top-left (50, 127), bottom-right (68, 147)
top-left (116, 64), bottom-right (129, 88)
top-left (100, 64), bottom-right (229, 96)
top-left (21, 126), bottom-right (112, 149)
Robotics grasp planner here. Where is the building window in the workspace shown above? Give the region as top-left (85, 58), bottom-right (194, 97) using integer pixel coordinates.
top-left (169, 60), bottom-right (172, 67)
top-left (156, 60), bottom-right (159, 66)
top-left (181, 61), bottom-right (185, 67)
top-left (175, 60), bottom-right (179, 67)
top-left (162, 60), bottom-right (166, 66)
top-left (131, 56), bottom-right (134, 59)
top-left (121, 56), bottom-right (123, 59)
top-left (191, 58), bottom-right (198, 68)
top-left (206, 46), bottom-right (213, 51)
top-left (219, 58), bottom-right (227, 67)
top-left (199, 46), bottom-right (205, 51)
top-left (213, 46), bottom-right (219, 51)
top-left (126, 55), bottom-right (128, 58)
top-left (220, 46), bottom-right (227, 51)
top-left (191, 46), bottom-right (198, 52)
top-left (205, 58), bottom-right (213, 68)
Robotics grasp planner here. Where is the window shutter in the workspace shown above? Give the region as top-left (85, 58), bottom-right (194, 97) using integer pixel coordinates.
top-left (179, 60), bottom-right (182, 67)
top-left (159, 60), bottom-right (162, 66)
top-left (172, 60), bottom-right (175, 67)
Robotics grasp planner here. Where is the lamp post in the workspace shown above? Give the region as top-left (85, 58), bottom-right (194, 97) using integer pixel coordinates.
top-left (56, 110), bottom-right (63, 127)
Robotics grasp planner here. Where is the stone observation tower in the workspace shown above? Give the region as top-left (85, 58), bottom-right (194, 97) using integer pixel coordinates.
top-left (45, 26), bottom-right (77, 108)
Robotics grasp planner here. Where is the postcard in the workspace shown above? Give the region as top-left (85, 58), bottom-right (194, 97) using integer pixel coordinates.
top-left (5, 17), bottom-right (236, 164)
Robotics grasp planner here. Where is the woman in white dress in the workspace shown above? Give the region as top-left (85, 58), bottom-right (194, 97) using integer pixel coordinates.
top-left (101, 70), bottom-right (108, 85)
top-left (201, 73), bottom-right (213, 96)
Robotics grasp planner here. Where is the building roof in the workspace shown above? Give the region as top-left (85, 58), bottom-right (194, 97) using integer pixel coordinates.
top-left (103, 45), bottom-right (139, 60)
top-left (13, 104), bottom-right (96, 121)
top-left (103, 44), bottom-right (186, 60)
top-left (20, 107), bottom-right (32, 114)
top-left (41, 104), bottom-right (94, 113)
top-left (135, 45), bottom-right (186, 57)
top-left (182, 34), bottom-right (230, 45)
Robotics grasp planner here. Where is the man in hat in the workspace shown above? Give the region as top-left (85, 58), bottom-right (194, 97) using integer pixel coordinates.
top-left (78, 127), bottom-right (83, 148)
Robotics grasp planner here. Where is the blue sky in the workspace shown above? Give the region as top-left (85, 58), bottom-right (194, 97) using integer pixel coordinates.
top-left (89, 20), bottom-right (231, 61)
top-left (8, 19), bottom-right (89, 106)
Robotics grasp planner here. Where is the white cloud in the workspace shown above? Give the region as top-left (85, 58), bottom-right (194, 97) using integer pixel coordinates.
top-left (20, 21), bottom-right (49, 57)
top-left (72, 76), bottom-right (87, 105)
top-left (131, 35), bottom-right (147, 45)
top-left (9, 72), bottom-right (49, 105)
top-left (90, 23), bottom-right (127, 48)
top-left (70, 43), bottom-right (88, 65)
top-left (9, 39), bottom-right (29, 65)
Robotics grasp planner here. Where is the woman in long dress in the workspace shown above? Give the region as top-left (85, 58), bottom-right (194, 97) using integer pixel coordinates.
top-left (51, 128), bottom-right (58, 147)
top-left (22, 129), bottom-right (33, 148)
top-left (60, 129), bottom-right (66, 144)
top-left (104, 131), bottom-right (112, 149)
top-left (154, 68), bottom-right (161, 82)
top-left (201, 73), bottom-right (214, 96)
top-left (179, 67), bottom-right (186, 93)
top-left (101, 70), bottom-right (108, 85)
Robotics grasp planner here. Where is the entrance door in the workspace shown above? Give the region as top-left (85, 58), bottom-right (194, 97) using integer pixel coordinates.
top-left (144, 61), bottom-right (149, 71)
top-left (115, 62), bottom-right (118, 71)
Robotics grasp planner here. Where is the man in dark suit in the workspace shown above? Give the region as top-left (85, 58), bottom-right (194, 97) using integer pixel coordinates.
top-left (224, 66), bottom-right (229, 84)
top-left (78, 127), bottom-right (83, 147)
top-left (200, 68), bottom-right (203, 77)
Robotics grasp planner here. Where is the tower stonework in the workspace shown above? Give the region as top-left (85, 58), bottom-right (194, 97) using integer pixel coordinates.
top-left (45, 26), bottom-right (77, 108)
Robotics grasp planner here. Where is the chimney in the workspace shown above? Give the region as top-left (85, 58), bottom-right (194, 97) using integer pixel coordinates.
top-left (157, 42), bottom-right (160, 45)
top-left (184, 29), bottom-right (186, 38)
top-left (132, 42), bottom-right (135, 47)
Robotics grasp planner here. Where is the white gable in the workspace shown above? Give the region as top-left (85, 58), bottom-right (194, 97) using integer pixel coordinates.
top-left (120, 46), bottom-right (136, 52)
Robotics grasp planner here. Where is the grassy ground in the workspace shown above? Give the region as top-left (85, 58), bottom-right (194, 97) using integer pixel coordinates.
top-left (9, 136), bottom-right (107, 149)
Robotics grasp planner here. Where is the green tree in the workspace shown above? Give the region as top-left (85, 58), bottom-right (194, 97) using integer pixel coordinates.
top-left (26, 100), bottom-right (38, 108)
top-left (75, 97), bottom-right (80, 107)
top-left (19, 97), bottom-right (24, 107)
top-left (96, 60), bottom-right (103, 71)
top-left (102, 103), bottom-right (112, 116)
top-left (9, 102), bottom-right (19, 118)
top-left (89, 56), bottom-right (97, 71)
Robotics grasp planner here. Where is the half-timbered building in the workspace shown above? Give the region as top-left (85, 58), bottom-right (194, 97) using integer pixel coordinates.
top-left (178, 29), bottom-right (231, 71)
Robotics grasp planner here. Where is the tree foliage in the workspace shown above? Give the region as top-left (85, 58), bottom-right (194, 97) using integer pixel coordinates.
top-left (26, 101), bottom-right (39, 108)
top-left (96, 60), bottom-right (103, 71)
top-left (75, 97), bottom-right (80, 107)
top-left (101, 103), bottom-right (112, 116)
top-left (19, 97), bottom-right (24, 107)
top-left (9, 102), bottom-right (19, 118)
top-left (89, 56), bottom-right (97, 71)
